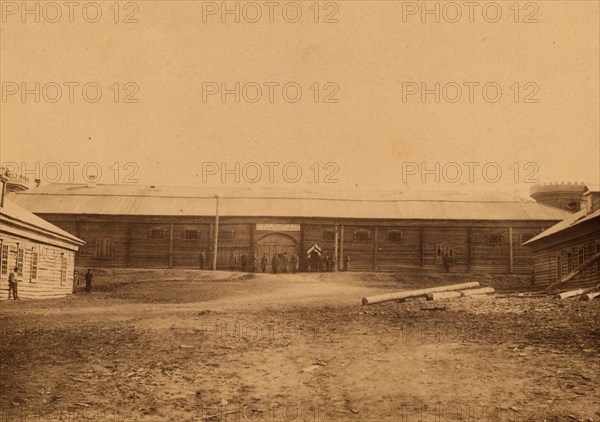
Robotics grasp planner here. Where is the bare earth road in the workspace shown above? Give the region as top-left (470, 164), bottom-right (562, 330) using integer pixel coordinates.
top-left (1, 269), bottom-right (599, 421)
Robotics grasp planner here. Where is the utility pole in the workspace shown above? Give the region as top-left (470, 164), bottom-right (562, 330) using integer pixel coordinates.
top-left (212, 195), bottom-right (219, 271)
top-left (334, 224), bottom-right (339, 272)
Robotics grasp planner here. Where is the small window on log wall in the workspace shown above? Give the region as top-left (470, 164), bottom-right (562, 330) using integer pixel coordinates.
top-left (1, 244), bottom-right (8, 275)
top-left (555, 254), bottom-right (562, 281)
top-left (386, 230), bottom-right (402, 242)
top-left (488, 232), bottom-right (505, 244)
top-left (353, 229), bottom-right (370, 242)
top-left (16, 248), bottom-right (24, 277)
top-left (30, 250), bottom-right (38, 281)
top-left (149, 228), bottom-right (168, 239)
top-left (94, 239), bottom-right (115, 259)
top-left (578, 247), bottom-right (585, 276)
top-left (322, 231), bottom-right (335, 241)
top-left (60, 255), bottom-right (67, 286)
top-left (220, 230), bottom-right (236, 242)
top-left (183, 229), bottom-right (200, 240)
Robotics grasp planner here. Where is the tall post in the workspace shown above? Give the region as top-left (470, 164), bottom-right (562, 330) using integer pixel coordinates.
top-left (508, 226), bottom-right (514, 274)
top-left (373, 226), bottom-right (378, 271)
top-left (212, 195), bottom-right (219, 271)
top-left (339, 225), bottom-right (345, 270)
top-left (333, 224), bottom-right (339, 272)
top-left (168, 223), bottom-right (174, 268)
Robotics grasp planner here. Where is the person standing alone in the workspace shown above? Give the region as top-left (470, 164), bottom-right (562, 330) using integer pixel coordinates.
top-left (85, 269), bottom-right (93, 293)
top-left (8, 267), bottom-right (19, 300)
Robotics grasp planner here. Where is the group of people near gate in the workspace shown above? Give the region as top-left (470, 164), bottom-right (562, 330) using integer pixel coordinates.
top-left (225, 250), bottom-right (351, 273)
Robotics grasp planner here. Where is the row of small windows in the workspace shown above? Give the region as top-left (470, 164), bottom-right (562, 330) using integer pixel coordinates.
top-left (555, 244), bottom-right (600, 281)
top-left (0, 243), bottom-right (63, 283)
top-left (148, 228), bottom-right (237, 241)
top-left (321, 230), bottom-right (403, 242)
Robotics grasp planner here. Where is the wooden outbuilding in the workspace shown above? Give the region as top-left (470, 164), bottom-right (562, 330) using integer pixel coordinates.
top-left (524, 185), bottom-right (600, 289)
top-left (0, 173), bottom-right (85, 299)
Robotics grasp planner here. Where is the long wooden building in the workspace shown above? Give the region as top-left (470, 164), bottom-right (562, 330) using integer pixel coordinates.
top-left (0, 174), bottom-right (85, 300)
top-left (524, 185), bottom-right (600, 288)
top-left (8, 183), bottom-right (571, 274)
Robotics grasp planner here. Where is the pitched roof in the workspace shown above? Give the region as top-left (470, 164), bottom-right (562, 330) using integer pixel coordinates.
top-left (7, 183), bottom-right (571, 221)
top-left (1, 198), bottom-right (85, 247)
top-left (523, 208), bottom-right (600, 245)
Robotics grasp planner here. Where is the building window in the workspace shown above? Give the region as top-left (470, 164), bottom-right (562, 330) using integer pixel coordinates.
top-left (556, 254), bottom-right (562, 281)
top-left (567, 252), bottom-right (573, 274)
top-left (435, 243), bottom-right (454, 264)
top-left (220, 229), bottom-right (236, 242)
top-left (322, 230), bottom-right (335, 241)
top-left (386, 230), bottom-right (402, 242)
top-left (149, 227), bottom-right (168, 239)
top-left (30, 249), bottom-right (38, 281)
top-left (353, 229), bottom-right (370, 242)
top-left (1, 244), bottom-right (8, 275)
top-left (488, 232), bottom-right (505, 244)
top-left (94, 239), bottom-right (115, 259)
top-left (183, 229), bottom-right (200, 241)
top-left (16, 247), bottom-right (24, 277)
top-left (577, 247), bottom-right (585, 276)
top-left (60, 255), bottom-right (67, 286)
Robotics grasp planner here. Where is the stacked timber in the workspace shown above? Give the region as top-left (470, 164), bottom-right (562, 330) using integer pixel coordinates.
top-left (554, 285), bottom-right (600, 300)
top-left (362, 282), bottom-right (495, 305)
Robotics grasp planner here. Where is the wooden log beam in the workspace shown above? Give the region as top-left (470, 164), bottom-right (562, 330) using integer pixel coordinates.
top-left (427, 287), bottom-right (494, 301)
top-left (555, 285), bottom-right (599, 300)
top-left (427, 291), bottom-right (462, 301)
top-left (361, 281), bottom-right (480, 305)
top-left (580, 291), bottom-right (600, 301)
top-left (459, 287), bottom-right (495, 297)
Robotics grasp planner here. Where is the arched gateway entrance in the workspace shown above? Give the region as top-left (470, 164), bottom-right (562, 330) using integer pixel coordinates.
top-left (255, 233), bottom-right (298, 258)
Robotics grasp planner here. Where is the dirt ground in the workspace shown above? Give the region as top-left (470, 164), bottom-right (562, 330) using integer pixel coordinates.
top-left (1, 269), bottom-right (599, 422)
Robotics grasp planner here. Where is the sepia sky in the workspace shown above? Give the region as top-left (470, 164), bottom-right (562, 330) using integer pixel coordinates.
top-left (0, 1), bottom-right (598, 197)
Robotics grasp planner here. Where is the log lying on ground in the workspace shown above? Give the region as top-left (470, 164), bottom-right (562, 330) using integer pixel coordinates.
top-left (554, 285), bottom-right (599, 300)
top-left (580, 291), bottom-right (600, 301)
top-left (362, 282), bottom-right (479, 305)
top-left (458, 287), bottom-right (495, 297)
top-left (427, 287), bottom-right (495, 301)
top-left (427, 291), bottom-right (463, 301)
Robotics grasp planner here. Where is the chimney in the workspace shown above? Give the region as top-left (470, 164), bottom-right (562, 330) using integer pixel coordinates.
top-left (582, 187), bottom-right (600, 215)
top-left (0, 172), bottom-right (7, 208)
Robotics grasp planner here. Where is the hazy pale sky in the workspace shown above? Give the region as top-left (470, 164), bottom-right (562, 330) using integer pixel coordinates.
top-left (1, 1), bottom-right (598, 197)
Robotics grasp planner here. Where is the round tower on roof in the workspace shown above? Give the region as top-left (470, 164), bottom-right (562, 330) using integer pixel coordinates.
top-left (529, 182), bottom-right (586, 212)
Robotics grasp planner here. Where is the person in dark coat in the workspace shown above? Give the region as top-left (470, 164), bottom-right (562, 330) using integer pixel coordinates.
top-left (290, 253), bottom-right (299, 274)
top-left (199, 251), bottom-right (206, 270)
top-left (8, 267), bottom-right (19, 300)
top-left (343, 255), bottom-right (350, 271)
top-left (280, 253), bottom-right (288, 273)
top-left (261, 254), bottom-right (268, 272)
top-left (241, 253), bottom-right (248, 272)
top-left (85, 269), bottom-right (93, 293)
top-left (250, 255), bottom-right (257, 273)
top-left (272, 254), bottom-right (279, 274)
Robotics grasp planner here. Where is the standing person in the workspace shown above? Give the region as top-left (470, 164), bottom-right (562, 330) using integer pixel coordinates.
top-left (229, 251), bottom-right (236, 271)
top-left (272, 254), bottom-right (279, 274)
top-left (8, 267), bottom-right (18, 300)
top-left (280, 253), bottom-right (288, 273)
top-left (290, 253), bottom-right (299, 274)
top-left (250, 255), bottom-right (257, 273)
top-left (199, 251), bottom-right (206, 270)
top-left (261, 254), bottom-right (268, 273)
top-left (85, 269), bottom-right (93, 293)
top-left (344, 255), bottom-right (350, 271)
top-left (241, 253), bottom-right (248, 272)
